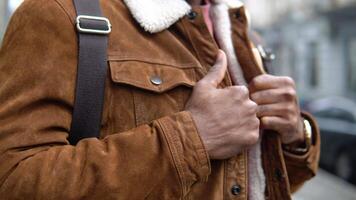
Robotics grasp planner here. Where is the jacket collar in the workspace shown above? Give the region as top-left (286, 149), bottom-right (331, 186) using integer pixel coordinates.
top-left (122, 0), bottom-right (244, 33)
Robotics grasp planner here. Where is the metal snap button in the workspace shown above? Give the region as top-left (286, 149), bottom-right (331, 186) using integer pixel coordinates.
top-left (231, 185), bottom-right (241, 196)
top-left (187, 11), bottom-right (198, 20)
top-left (234, 11), bottom-right (244, 23)
top-left (234, 11), bottom-right (241, 19)
top-left (150, 76), bottom-right (162, 85)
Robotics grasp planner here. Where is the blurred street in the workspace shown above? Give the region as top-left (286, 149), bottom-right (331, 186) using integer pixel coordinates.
top-left (293, 170), bottom-right (356, 200)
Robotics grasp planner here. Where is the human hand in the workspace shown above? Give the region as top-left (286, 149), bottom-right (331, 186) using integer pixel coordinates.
top-left (249, 74), bottom-right (304, 144)
top-left (186, 51), bottom-right (260, 160)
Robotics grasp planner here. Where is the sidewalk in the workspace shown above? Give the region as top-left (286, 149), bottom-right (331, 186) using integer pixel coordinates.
top-left (293, 170), bottom-right (356, 200)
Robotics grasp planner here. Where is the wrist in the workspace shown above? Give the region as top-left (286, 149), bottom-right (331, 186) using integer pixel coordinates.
top-left (281, 117), bottom-right (304, 145)
top-left (283, 117), bottom-right (313, 154)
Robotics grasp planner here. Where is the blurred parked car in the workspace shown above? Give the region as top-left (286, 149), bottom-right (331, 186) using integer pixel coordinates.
top-left (304, 97), bottom-right (356, 185)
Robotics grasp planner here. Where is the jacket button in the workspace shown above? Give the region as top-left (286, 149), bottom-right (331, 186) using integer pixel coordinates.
top-left (187, 11), bottom-right (197, 20)
top-left (234, 11), bottom-right (241, 19)
top-left (150, 76), bottom-right (162, 85)
top-left (231, 185), bottom-right (241, 196)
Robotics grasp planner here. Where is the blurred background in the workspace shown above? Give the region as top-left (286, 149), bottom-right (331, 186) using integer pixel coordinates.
top-left (243, 0), bottom-right (356, 199)
top-left (1, 0), bottom-right (356, 199)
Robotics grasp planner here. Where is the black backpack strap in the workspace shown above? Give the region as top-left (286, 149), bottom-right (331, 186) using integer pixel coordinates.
top-left (69, 0), bottom-right (111, 145)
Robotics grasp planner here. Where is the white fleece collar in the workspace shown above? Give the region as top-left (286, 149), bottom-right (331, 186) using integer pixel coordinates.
top-left (123, 0), bottom-right (244, 33)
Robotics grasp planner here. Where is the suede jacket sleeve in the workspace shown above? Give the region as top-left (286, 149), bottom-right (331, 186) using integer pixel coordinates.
top-left (283, 112), bottom-right (321, 193)
top-left (0, 1), bottom-right (210, 199)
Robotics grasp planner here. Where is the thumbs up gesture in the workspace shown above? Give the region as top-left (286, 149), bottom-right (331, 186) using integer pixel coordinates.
top-left (186, 50), bottom-right (260, 160)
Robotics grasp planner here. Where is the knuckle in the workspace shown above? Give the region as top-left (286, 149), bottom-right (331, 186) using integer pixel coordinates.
top-left (230, 86), bottom-right (242, 93)
top-left (288, 88), bottom-right (297, 97)
top-left (249, 79), bottom-right (257, 88)
top-left (253, 117), bottom-right (260, 128)
top-left (282, 89), bottom-right (297, 101)
top-left (282, 76), bottom-right (295, 86)
top-left (250, 78), bottom-right (260, 89)
top-left (249, 99), bottom-right (258, 107)
top-left (239, 86), bottom-right (249, 96)
top-left (246, 119), bottom-right (261, 146)
top-left (231, 86), bottom-right (249, 100)
top-left (247, 131), bottom-right (259, 145)
top-left (250, 93), bottom-right (257, 101)
top-left (248, 100), bottom-right (258, 113)
top-left (229, 87), bottom-right (242, 100)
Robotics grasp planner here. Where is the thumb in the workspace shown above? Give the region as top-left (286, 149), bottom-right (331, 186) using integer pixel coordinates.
top-left (201, 50), bottom-right (228, 88)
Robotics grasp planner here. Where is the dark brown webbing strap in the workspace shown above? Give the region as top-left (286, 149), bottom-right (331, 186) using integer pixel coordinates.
top-left (69, 0), bottom-right (111, 145)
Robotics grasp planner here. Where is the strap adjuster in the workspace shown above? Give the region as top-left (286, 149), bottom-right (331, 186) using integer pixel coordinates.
top-left (76, 15), bottom-right (112, 35)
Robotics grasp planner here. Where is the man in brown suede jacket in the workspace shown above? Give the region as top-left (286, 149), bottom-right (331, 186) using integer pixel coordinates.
top-left (0, 0), bottom-right (320, 199)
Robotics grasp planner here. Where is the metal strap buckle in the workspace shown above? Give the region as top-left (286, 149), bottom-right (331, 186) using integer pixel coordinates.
top-left (76, 15), bottom-right (112, 35)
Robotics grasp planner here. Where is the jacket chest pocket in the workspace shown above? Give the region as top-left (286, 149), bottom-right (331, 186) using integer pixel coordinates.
top-left (109, 60), bottom-right (197, 126)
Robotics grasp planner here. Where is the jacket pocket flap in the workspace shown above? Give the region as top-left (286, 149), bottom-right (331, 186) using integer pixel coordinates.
top-left (109, 60), bottom-right (196, 93)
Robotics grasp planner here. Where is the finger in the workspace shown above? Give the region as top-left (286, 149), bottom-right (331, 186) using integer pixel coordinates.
top-left (251, 88), bottom-right (296, 105)
top-left (249, 75), bottom-right (295, 93)
top-left (200, 50), bottom-right (227, 88)
top-left (256, 103), bottom-right (291, 118)
top-left (260, 116), bottom-right (288, 133)
top-left (251, 89), bottom-right (281, 105)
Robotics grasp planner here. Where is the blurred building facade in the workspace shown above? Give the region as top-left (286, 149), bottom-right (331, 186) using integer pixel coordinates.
top-left (245, 0), bottom-right (356, 101)
top-left (0, 1), bottom-right (7, 41)
top-left (0, 0), bottom-right (23, 42)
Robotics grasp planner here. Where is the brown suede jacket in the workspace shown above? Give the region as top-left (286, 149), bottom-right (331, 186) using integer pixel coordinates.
top-left (0, 0), bottom-right (320, 199)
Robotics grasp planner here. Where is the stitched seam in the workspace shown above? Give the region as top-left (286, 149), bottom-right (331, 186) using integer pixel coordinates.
top-left (157, 119), bottom-right (186, 197)
top-left (180, 19), bottom-right (206, 70)
top-left (111, 78), bottom-right (195, 93)
top-left (283, 151), bottom-right (313, 167)
top-left (244, 150), bottom-right (248, 199)
top-left (185, 112), bottom-right (210, 179)
top-left (106, 79), bottom-right (114, 137)
top-left (129, 89), bottom-right (139, 127)
top-left (108, 56), bottom-right (198, 69)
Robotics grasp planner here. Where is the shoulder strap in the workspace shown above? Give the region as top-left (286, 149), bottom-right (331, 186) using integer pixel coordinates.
top-left (69, 0), bottom-right (111, 145)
